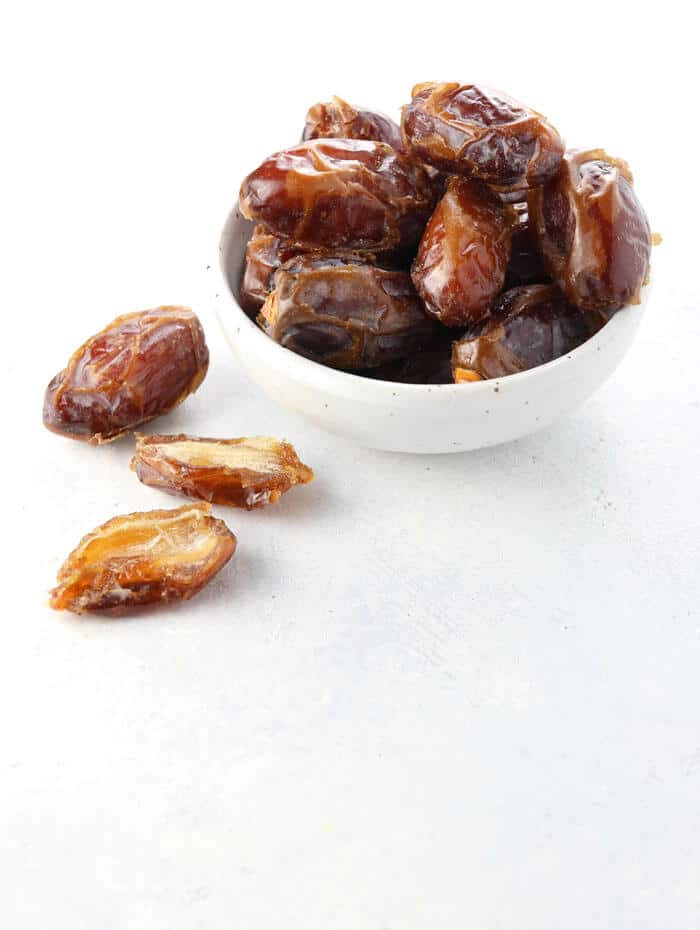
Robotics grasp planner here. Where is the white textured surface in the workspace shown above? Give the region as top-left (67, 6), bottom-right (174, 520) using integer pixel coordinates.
top-left (2, 4), bottom-right (698, 928)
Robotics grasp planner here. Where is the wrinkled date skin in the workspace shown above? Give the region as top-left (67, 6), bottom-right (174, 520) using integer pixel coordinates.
top-left (43, 307), bottom-right (209, 443)
top-left (303, 96), bottom-right (404, 152)
top-left (402, 83), bottom-right (564, 190)
top-left (411, 177), bottom-right (516, 326)
top-left (131, 434), bottom-right (314, 509)
top-left (49, 503), bottom-right (236, 614)
top-left (239, 139), bottom-right (436, 252)
top-left (529, 148), bottom-right (651, 310)
top-left (260, 255), bottom-right (438, 369)
top-left (504, 218), bottom-right (550, 289)
top-left (240, 226), bottom-right (304, 313)
top-left (452, 284), bottom-right (593, 380)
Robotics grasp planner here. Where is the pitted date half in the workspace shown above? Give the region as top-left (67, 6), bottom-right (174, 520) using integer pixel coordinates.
top-left (303, 96), bottom-right (404, 152)
top-left (259, 255), bottom-right (438, 369)
top-left (49, 503), bottom-right (235, 614)
top-left (43, 306), bottom-right (209, 443)
top-left (132, 434), bottom-right (314, 510)
top-left (528, 148), bottom-right (651, 310)
top-left (411, 177), bottom-right (516, 326)
top-left (239, 139), bottom-right (436, 252)
top-left (451, 284), bottom-right (594, 380)
top-left (402, 82), bottom-right (564, 189)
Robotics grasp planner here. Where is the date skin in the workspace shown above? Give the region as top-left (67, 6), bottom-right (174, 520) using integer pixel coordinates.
top-left (259, 255), bottom-right (438, 369)
top-left (43, 307), bottom-right (209, 443)
top-left (504, 218), bottom-right (550, 289)
top-left (412, 177), bottom-right (516, 327)
top-left (240, 227), bottom-right (304, 314)
top-left (451, 284), bottom-right (594, 380)
top-left (131, 434), bottom-right (314, 509)
top-left (239, 139), bottom-right (436, 252)
top-left (528, 149), bottom-right (651, 310)
top-left (402, 82), bottom-right (564, 190)
top-left (358, 338), bottom-right (455, 384)
top-left (303, 96), bottom-right (404, 152)
top-left (49, 503), bottom-right (235, 614)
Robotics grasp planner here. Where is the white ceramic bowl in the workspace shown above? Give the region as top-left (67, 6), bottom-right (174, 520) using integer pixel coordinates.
top-left (218, 206), bottom-right (650, 454)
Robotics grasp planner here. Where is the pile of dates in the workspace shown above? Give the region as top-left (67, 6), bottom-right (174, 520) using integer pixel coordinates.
top-left (238, 85), bottom-right (653, 383)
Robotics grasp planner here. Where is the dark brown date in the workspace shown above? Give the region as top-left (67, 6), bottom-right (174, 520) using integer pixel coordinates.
top-left (239, 139), bottom-right (436, 252)
top-left (451, 284), bottom-right (593, 380)
top-left (303, 96), bottom-right (404, 152)
top-left (528, 148), bottom-right (651, 310)
top-left (239, 226), bottom-right (304, 313)
top-left (411, 177), bottom-right (516, 327)
top-left (402, 82), bottom-right (564, 190)
top-left (43, 307), bottom-right (209, 444)
top-left (504, 218), bottom-right (550, 289)
top-left (259, 255), bottom-right (438, 369)
top-left (359, 339), bottom-right (455, 384)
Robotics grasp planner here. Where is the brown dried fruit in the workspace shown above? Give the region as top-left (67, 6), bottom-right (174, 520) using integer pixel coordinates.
top-left (239, 139), bottom-right (436, 252)
top-left (402, 82), bottom-right (564, 190)
top-left (528, 148), bottom-right (652, 310)
top-left (260, 255), bottom-right (438, 369)
top-left (411, 176), bottom-right (516, 326)
top-left (131, 434), bottom-right (314, 509)
top-left (49, 503), bottom-right (236, 614)
top-left (302, 96), bottom-right (405, 152)
top-left (43, 306), bottom-right (209, 444)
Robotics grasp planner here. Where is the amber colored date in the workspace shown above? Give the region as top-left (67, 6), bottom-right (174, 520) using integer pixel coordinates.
top-left (240, 227), bottom-right (303, 313)
top-left (260, 255), bottom-right (438, 369)
top-left (528, 148), bottom-right (652, 311)
top-left (43, 307), bottom-right (209, 444)
top-left (451, 284), bottom-right (593, 380)
top-left (49, 503), bottom-right (236, 614)
top-left (131, 434), bottom-right (314, 509)
top-left (402, 82), bottom-right (564, 190)
top-left (303, 96), bottom-right (404, 152)
top-left (412, 177), bottom-right (515, 327)
top-left (239, 139), bottom-right (436, 252)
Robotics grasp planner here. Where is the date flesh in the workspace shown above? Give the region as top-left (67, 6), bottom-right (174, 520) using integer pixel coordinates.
top-left (43, 306), bottom-right (209, 443)
top-left (402, 82), bottom-right (564, 190)
top-left (528, 148), bottom-right (651, 310)
top-left (303, 96), bottom-right (404, 152)
top-left (239, 139), bottom-right (436, 252)
top-left (49, 503), bottom-right (236, 614)
top-left (132, 434), bottom-right (314, 509)
top-left (260, 255), bottom-right (437, 369)
top-left (411, 177), bottom-right (515, 326)
top-left (451, 284), bottom-right (593, 380)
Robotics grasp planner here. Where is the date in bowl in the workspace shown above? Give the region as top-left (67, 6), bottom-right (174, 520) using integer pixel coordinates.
top-left (218, 206), bottom-right (649, 454)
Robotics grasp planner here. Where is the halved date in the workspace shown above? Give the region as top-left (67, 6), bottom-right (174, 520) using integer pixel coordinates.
top-left (302, 96), bottom-right (404, 152)
top-left (259, 255), bottom-right (438, 369)
top-left (451, 284), bottom-right (594, 380)
top-left (131, 434), bottom-right (314, 509)
top-left (239, 139), bottom-right (436, 252)
top-left (402, 82), bottom-right (564, 190)
top-left (49, 503), bottom-right (236, 614)
top-left (43, 306), bottom-right (209, 443)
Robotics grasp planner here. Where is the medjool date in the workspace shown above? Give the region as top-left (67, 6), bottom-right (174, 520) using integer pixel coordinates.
top-left (303, 96), bottom-right (404, 152)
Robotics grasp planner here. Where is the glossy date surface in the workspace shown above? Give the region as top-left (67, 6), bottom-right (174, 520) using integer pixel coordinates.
top-left (239, 139), bottom-right (436, 252)
top-left (528, 148), bottom-right (651, 310)
top-left (451, 284), bottom-right (593, 380)
top-left (43, 307), bottom-right (209, 443)
top-left (259, 255), bottom-right (437, 369)
top-left (402, 82), bottom-right (564, 189)
top-left (303, 96), bottom-right (404, 152)
top-left (411, 177), bottom-right (515, 326)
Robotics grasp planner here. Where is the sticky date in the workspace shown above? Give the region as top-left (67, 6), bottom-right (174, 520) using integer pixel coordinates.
top-left (451, 284), bottom-right (593, 380)
top-left (528, 148), bottom-right (651, 310)
top-left (411, 177), bottom-right (516, 326)
top-left (49, 503), bottom-right (236, 614)
top-left (132, 434), bottom-right (314, 509)
top-left (303, 96), bottom-right (404, 152)
top-left (259, 255), bottom-right (438, 369)
top-left (240, 227), bottom-right (304, 313)
top-left (239, 139), bottom-right (436, 252)
top-left (504, 218), bottom-right (550, 289)
top-left (43, 306), bottom-right (209, 443)
top-left (402, 82), bottom-right (564, 189)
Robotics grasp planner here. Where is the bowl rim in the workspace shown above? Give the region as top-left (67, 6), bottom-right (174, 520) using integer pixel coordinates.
top-left (219, 207), bottom-right (650, 398)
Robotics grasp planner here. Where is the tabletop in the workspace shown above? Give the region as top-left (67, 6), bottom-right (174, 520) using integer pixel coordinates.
top-left (2, 4), bottom-right (698, 928)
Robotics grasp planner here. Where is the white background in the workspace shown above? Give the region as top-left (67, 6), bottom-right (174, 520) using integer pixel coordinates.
top-left (1, 3), bottom-right (698, 928)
